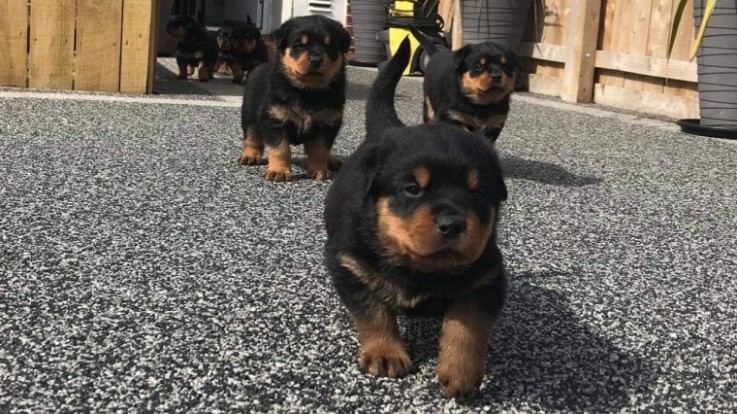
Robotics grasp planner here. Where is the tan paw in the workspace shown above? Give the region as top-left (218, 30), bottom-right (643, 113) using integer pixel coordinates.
top-left (359, 343), bottom-right (412, 378)
top-left (436, 358), bottom-right (484, 399)
top-left (238, 147), bottom-right (263, 165)
top-left (263, 170), bottom-right (292, 182)
top-left (309, 169), bottom-right (332, 180)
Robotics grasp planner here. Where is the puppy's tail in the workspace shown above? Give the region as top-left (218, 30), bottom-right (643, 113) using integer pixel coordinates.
top-left (366, 36), bottom-right (411, 141)
top-left (409, 26), bottom-right (442, 57)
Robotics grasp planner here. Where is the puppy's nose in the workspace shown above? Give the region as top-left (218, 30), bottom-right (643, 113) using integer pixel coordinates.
top-left (490, 71), bottom-right (503, 84)
top-left (309, 55), bottom-right (324, 69)
top-left (436, 216), bottom-right (466, 240)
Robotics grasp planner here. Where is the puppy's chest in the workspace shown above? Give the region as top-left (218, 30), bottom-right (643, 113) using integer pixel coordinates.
top-left (267, 104), bottom-right (342, 133)
top-left (445, 110), bottom-right (507, 134)
top-left (340, 254), bottom-right (474, 309)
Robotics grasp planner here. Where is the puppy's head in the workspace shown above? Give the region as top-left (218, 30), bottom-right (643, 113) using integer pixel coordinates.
top-left (273, 15), bottom-right (352, 89)
top-left (166, 15), bottom-right (200, 43)
top-left (366, 124), bottom-right (507, 273)
top-left (217, 27), bottom-right (233, 51)
top-left (231, 22), bottom-right (262, 54)
top-left (454, 42), bottom-right (520, 105)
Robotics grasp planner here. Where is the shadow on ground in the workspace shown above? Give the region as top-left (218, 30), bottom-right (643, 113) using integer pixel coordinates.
top-left (501, 154), bottom-right (602, 187)
top-left (401, 278), bottom-right (657, 412)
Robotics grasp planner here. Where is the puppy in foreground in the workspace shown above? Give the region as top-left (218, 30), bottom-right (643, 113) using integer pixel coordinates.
top-left (410, 27), bottom-right (520, 142)
top-left (324, 38), bottom-right (508, 399)
top-left (238, 15), bottom-right (351, 181)
top-left (166, 16), bottom-right (219, 82)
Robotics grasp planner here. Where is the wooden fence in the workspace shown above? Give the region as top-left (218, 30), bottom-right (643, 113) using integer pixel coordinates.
top-left (449, 0), bottom-right (700, 120)
top-left (0, 0), bottom-right (160, 94)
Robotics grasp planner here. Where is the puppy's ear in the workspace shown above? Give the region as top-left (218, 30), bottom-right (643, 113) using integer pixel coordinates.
top-left (453, 45), bottom-right (473, 70)
top-left (273, 20), bottom-right (294, 50)
top-left (507, 50), bottom-right (521, 72)
top-left (338, 26), bottom-right (352, 55)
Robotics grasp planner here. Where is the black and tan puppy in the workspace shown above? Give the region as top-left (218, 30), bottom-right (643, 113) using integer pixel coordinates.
top-left (411, 27), bottom-right (520, 142)
top-left (238, 15), bottom-right (351, 181)
top-left (167, 15), bottom-right (219, 82)
top-left (324, 38), bottom-right (508, 399)
top-left (217, 16), bottom-right (269, 84)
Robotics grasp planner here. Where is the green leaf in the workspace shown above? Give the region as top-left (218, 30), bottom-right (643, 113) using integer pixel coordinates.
top-left (667, 0), bottom-right (689, 60)
top-left (689, 0), bottom-right (718, 60)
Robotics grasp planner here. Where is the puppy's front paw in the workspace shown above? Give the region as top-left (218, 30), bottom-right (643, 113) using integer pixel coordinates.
top-left (359, 343), bottom-right (412, 378)
top-left (238, 146), bottom-right (263, 165)
top-left (436, 356), bottom-right (484, 399)
top-left (263, 169), bottom-right (292, 182)
top-left (308, 169), bottom-right (332, 180)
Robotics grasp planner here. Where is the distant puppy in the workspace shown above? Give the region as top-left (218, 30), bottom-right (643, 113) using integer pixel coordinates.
top-left (217, 16), bottom-right (269, 84)
top-left (167, 15), bottom-right (219, 82)
top-left (324, 38), bottom-right (508, 399)
top-left (238, 15), bottom-right (352, 181)
top-left (411, 27), bottom-right (520, 142)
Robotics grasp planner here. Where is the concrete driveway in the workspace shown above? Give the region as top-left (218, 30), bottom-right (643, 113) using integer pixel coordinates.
top-left (1, 62), bottom-right (735, 413)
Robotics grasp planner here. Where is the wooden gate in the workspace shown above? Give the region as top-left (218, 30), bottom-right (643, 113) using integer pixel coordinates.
top-left (0, 0), bottom-right (160, 94)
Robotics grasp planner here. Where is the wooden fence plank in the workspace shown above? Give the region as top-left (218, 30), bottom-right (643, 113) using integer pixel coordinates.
top-left (29, 0), bottom-right (76, 90)
top-left (594, 83), bottom-right (699, 119)
top-left (519, 42), bottom-right (567, 63)
top-left (642, 0), bottom-right (672, 93)
top-left (120, 0), bottom-right (157, 94)
top-left (0, 0), bottom-right (29, 87)
top-left (595, 51), bottom-right (697, 82)
top-left (621, 0), bottom-right (653, 92)
top-left (561, 0), bottom-right (601, 102)
top-left (75, 0), bottom-right (124, 92)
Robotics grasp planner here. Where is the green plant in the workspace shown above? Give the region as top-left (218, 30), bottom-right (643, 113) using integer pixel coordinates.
top-left (667, 0), bottom-right (717, 60)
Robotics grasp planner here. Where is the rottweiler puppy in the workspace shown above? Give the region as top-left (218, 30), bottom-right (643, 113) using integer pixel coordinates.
top-left (217, 16), bottom-right (270, 84)
top-left (167, 15), bottom-right (219, 82)
top-left (411, 27), bottom-right (520, 142)
top-left (324, 38), bottom-right (508, 399)
top-left (238, 15), bottom-right (351, 181)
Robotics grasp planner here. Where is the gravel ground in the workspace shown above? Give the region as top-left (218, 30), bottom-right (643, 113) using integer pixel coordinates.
top-left (1, 67), bottom-right (736, 413)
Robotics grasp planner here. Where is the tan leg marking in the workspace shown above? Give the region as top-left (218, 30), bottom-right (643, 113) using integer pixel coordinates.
top-left (238, 127), bottom-right (265, 165)
top-left (232, 63), bottom-right (244, 84)
top-left (304, 138), bottom-right (332, 180)
top-left (197, 61), bottom-right (209, 82)
top-left (436, 299), bottom-right (495, 399)
top-left (263, 139), bottom-right (292, 181)
top-left (354, 308), bottom-right (412, 378)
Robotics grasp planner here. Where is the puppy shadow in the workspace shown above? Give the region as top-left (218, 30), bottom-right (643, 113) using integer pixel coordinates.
top-left (501, 154), bottom-right (602, 187)
top-left (402, 276), bottom-right (657, 412)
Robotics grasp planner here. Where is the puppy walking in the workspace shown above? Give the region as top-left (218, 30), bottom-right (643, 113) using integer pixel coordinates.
top-left (166, 16), bottom-right (219, 82)
top-left (411, 27), bottom-right (520, 142)
top-left (238, 15), bottom-right (351, 181)
top-left (324, 38), bottom-right (509, 399)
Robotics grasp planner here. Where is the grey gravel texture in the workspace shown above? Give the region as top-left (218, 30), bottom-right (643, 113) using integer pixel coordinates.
top-left (1, 66), bottom-right (736, 413)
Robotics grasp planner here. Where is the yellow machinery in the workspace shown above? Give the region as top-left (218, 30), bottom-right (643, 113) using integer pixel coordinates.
top-left (377, 0), bottom-right (446, 75)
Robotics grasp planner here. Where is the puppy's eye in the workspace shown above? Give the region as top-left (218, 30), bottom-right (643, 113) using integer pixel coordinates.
top-left (403, 184), bottom-right (423, 198)
top-left (473, 63), bottom-right (484, 71)
top-left (471, 189), bottom-right (485, 201)
top-left (293, 44), bottom-right (304, 50)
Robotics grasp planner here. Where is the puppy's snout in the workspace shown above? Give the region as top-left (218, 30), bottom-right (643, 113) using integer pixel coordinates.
top-left (309, 54), bottom-right (324, 69)
top-left (436, 215), bottom-right (466, 240)
top-left (490, 71), bottom-right (503, 84)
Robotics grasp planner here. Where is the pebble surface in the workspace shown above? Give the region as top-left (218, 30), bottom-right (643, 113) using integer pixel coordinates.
top-left (1, 68), bottom-right (736, 413)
